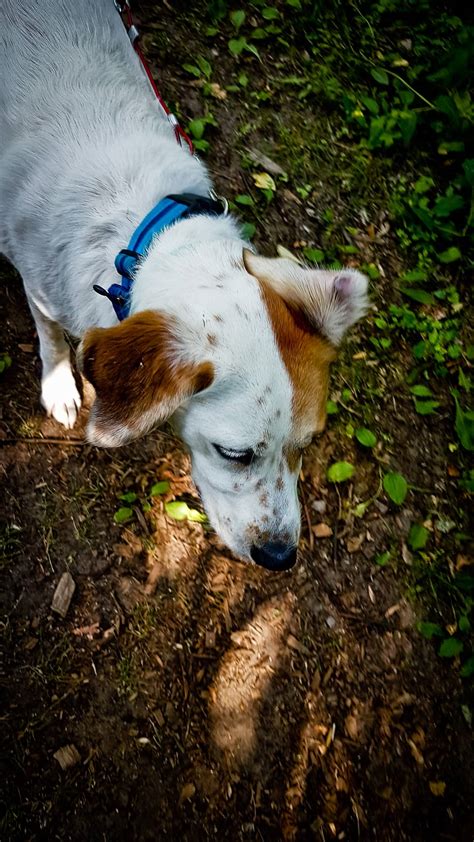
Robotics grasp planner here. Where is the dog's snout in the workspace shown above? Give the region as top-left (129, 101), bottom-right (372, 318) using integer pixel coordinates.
top-left (250, 542), bottom-right (297, 572)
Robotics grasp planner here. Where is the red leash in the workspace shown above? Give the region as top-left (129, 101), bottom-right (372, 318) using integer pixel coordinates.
top-left (114, 1), bottom-right (194, 154)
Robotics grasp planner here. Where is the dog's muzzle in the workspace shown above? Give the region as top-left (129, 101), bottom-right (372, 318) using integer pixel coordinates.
top-left (250, 542), bottom-right (297, 572)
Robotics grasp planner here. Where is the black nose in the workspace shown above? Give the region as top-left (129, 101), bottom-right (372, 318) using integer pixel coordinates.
top-left (250, 542), bottom-right (297, 571)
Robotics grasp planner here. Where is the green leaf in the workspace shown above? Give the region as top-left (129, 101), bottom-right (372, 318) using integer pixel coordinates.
top-left (235, 193), bottom-right (254, 206)
top-left (262, 6), bottom-right (280, 19)
top-left (460, 655), bottom-right (474, 678)
top-left (197, 56), bottom-right (212, 79)
top-left (400, 288), bottom-right (435, 305)
top-left (165, 501), bottom-right (207, 523)
top-left (241, 222), bottom-right (256, 240)
top-left (463, 159), bottom-right (474, 187)
top-left (417, 621), bottom-right (443, 639)
top-left (0, 353), bottom-right (12, 374)
top-left (362, 263), bottom-right (380, 281)
top-left (326, 399), bottom-right (339, 415)
top-left (355, 427), bottom-right (376, 448)
top-left (188, 118), bottom-right (205, 139)
top-left (458, 615), bottom-right (471, 634)
top-left (230, 9), bottom-right (245, 31)
top-left (113, 507), bottom-right (134, 524)
top-left (414, 399), bottom-right (440, 415)
top-left (327, 461), bottom-right (355, 483)
top-left (119, 491), bottom-right (138, 504)
top-left (408, 523), bottom-right (429, 550)
top-left (438, 246), bottom-right (461, 263)
top-left (433, 194), bottom-right (464, 218)
top-left (452, 391), bottom-right (474, 451)
top-left (401, 268), bottom-right (427, 283)
top-left (439, 637), bottom-right (463, 658)
top-left (150, 481), bottom-right (170, 496)
top-left (438, 140), bottom-right (465, 155)
top-left (353, 500), bottom-right (370, 517)
top-left (244, 41), bottom-right (260, 59)
top-left (413, 176), bottom-right (434, 194)
top-left (303, 247), bottom-right (325, 263)
top-left (192, 139), bottom-right (210, 153)
top-left (228, 36), bottom-right (246, 56)
top-left (375, 550), bottom-right (391, 566)
top-left (371, 67), bottom-right (389, 85)
top-left (361, 95), bottom-right (379, 114)
top-left (182, 63), bottom-right (201, 78)
top-left (383, 472), bottom-right (408, 505)
top-left (410, 385), bottom-right (432, 397)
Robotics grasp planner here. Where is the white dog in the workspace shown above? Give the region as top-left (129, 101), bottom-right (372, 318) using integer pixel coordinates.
top-left (0, 0), bottom-right (368, 569)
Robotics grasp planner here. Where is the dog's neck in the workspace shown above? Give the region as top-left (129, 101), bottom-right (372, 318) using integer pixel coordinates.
top-left (71, 133), bottom-right (245, 333)
top-left (130, 214), bottom-right (249, 320)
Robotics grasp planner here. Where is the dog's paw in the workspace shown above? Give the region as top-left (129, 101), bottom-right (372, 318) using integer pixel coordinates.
top-left (41, 362), bottom-right (81, 429)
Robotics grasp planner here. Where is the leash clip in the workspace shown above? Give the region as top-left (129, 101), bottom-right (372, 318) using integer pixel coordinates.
top-left (127, 24), bottom-right (139, 44)
top-left (209, 189), bottom-right (229, 216)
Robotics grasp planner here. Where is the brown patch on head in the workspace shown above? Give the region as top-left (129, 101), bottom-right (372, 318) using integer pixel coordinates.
top-left (207, 333), bottom-right (218, 347)
top-left (258, 282), bottom-right (336, 435)
top-left (78, 310), bottom-right (214, 446)
top-left (259, 492), bottom-right (269, 508)
top-left (283, 446), bottom-right (302, 474)
top-left (213, 314), bottom-right (224, 323)
top-left (275, 475), bottom-right (284, 491)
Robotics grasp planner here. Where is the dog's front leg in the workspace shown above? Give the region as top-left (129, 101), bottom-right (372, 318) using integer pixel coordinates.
top-left (28, 300), bottom-right (81, 429)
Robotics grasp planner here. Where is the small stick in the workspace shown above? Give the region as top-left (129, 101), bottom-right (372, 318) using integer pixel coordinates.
top-left (0, 437), bottom-right (86, 446)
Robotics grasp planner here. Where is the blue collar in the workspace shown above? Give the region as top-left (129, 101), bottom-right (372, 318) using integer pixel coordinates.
top-left (93, 192), bottom-right (226, 321)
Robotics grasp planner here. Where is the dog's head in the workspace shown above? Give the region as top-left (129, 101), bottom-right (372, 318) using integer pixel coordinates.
top-left (78, 249), bottom-right (368, 569)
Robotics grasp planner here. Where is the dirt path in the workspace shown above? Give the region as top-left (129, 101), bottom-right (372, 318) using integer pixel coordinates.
top-left (1, 2), bottom-right (473, 840)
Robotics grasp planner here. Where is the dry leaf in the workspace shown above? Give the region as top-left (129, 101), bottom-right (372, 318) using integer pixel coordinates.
top-left (456, 554), bottom-right (473, 571)
top-left (51, 572), bottom-right (76, 618)
top-left (287, 634), bottom-right (311, 655)
top-left (53, 744), bottom-right (81, 770)
top-left (313, 522), bottom-right (333, 538)
top-left (179, 782), bottom-right (196, 803)
top-left (408, 738), bottom-right (424, 766)
top-left (252, 172), bottom-right (276, 191)
top-left (429, 781), bottom-right (446, 797)
top-left (72, 622), bottom-right (100, 638)
top-left (209, 82), bottom-right (227, 100)
top-left (276, 245), bottom-right (301, 263)
top-left (347, 535), bottom-right (364, 553)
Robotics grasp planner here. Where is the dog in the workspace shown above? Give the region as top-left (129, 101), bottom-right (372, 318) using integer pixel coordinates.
top-left (0, 0), bottom-right (368, 570)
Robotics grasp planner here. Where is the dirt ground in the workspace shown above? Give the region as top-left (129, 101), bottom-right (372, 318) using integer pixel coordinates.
top-left (1, 2), bottom-right (473, 841)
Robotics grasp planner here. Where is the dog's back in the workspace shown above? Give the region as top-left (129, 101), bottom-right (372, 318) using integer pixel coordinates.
top-left (1, 1), bottom-right (146, 136)
top-left (0, 0), bottom-right (208, 322)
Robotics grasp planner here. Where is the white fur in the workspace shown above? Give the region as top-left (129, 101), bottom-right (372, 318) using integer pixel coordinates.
top-left (0, 0), bottom-right (368, 564)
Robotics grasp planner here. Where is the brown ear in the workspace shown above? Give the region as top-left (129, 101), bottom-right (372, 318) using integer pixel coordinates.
top-left (243, 249), bottom-right (369, 346)
top-left (77, 310), bottom-right (214, 447)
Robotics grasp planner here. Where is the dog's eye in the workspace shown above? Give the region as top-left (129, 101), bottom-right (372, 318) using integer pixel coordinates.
top-left (213, 444), bottom-right (254, 466)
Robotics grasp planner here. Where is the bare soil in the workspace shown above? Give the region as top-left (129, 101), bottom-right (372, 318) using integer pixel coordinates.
top-left (1, 3), bottom-right (473, 841)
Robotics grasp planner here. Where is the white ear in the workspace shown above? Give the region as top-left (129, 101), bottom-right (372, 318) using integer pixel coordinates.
top-left (244, 250), bottom-right (369, 345)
